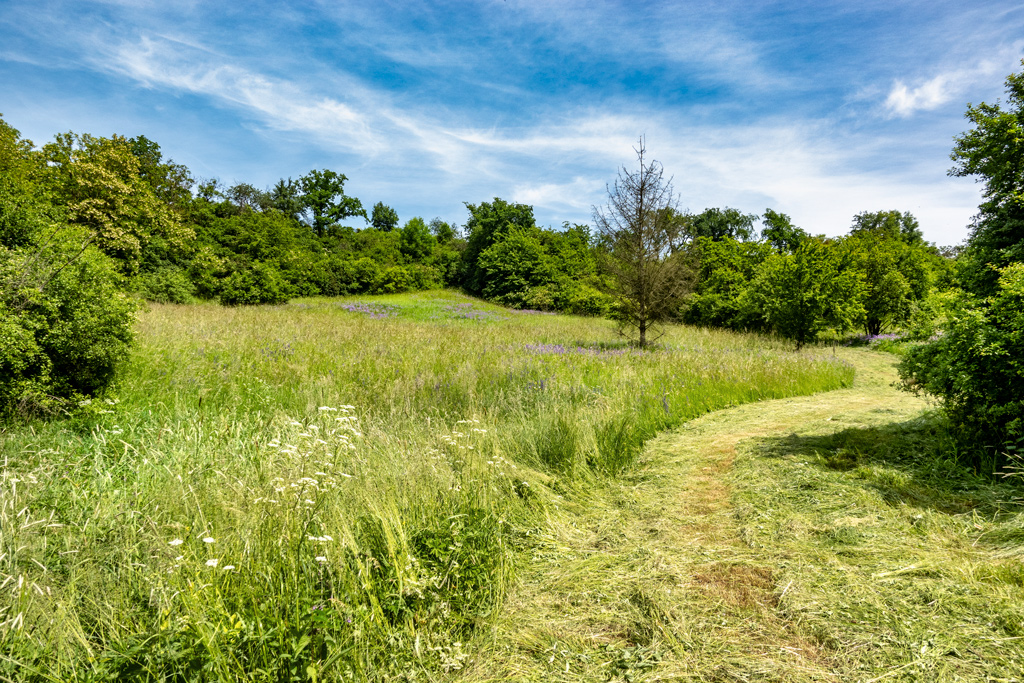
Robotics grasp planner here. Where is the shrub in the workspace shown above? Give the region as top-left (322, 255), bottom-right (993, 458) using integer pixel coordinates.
top-left (899, 264), bottom-right (1024, 470)
top-left (219, 262), bottom-right (291, 305)
top-left (1, 232), bottom-right (137, 414)
top-left (136, 266), bottom-right (195, 303)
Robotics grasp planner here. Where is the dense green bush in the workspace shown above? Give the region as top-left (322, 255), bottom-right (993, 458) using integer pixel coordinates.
top-left (899, 64), bottom-right (1024, 467)
top-left (219, 261), bottom-right (291, 305)
top-left (136, 266), bottom-right (195, 303)
top-left (1, 117), bottom-right (138, 415)
top-left (900, 264), bottom-right (1024, 469)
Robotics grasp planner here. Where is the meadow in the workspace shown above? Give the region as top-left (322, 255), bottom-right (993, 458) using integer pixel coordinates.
top-left (0, 291), bottom-right (854, 681)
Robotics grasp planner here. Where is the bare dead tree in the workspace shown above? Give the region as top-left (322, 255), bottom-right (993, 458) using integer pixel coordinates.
top-left (593, 138), bottom-right (696, 347)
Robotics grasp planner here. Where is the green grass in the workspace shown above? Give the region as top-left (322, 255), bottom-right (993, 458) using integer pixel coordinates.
top-left (733, 411), bottom-right (1024, 681)
top-left (0, 290), bottom-right (853, 681)
top-left (455, 349), bottom-right (1024, 682)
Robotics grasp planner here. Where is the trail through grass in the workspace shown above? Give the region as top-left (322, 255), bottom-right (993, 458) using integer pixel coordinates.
top-left (0, 291), bottom-right (854, 681)
top-left (468, 348), bottom-right (1024, 682)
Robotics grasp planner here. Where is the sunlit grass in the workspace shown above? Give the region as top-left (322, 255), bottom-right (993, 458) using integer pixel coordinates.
top-left (0, 290), bottom-right (853, 681)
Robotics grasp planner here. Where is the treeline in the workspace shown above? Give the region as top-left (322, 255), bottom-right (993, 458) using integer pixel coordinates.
top-left (0, 112), bottom-right (961, 413)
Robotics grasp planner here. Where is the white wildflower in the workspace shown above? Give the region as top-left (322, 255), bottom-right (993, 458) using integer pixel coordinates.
top-left (206, 559), bottom-right (218, 567)
top-left (169, 539), bottom-right (184, 546)
top-left (203, 537), bottom-right (215, 544)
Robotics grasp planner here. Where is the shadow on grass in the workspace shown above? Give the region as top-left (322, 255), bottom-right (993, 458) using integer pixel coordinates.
top-left (753, 412), bottom-right (1023, 517)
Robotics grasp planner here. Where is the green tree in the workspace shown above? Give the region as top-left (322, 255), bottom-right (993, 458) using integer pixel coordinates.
top-left (429, 217), bottom-right (456, 243)
top-left (900, 264), bottom-right (1024, 468)
top-left (593, 140), bottom-right (696, 347)
top-left (684, 237), bottom-right (773, 330)
top-left (126, 135), bottom-right (194, 209)
top-left (850, 210), bottom-right (924, 247)
top-left (1, 116), bottom-right (137, 415)
top-left (399, 216), bottom-right (436, 261)
top-left (688, 207), bottom-right (758, 242)
top-left (476, 226), bottom-right (554, 304)
top-left (270, 178), bottom-right (304, 221)
top-left (299, 169), bottom-right (365, 237)
top-left (41, 132), bottom-right (194, 276)
top-left (899, 62), bottom-right (1024, 465)
top-left (461, 198), bottom-right (536, 295)
top-left (843, 227), bottom-right (930, 336)
top-left (949, 63), bottom-right (1024, 298)
top-left (761, 209), bottom-right (808, 253)
top-left (749, 238), bottom-right (865, 349)
top-left (371, 201), bottom-right (399, 232)
top-left (227, 182), bottom-right (271, 212)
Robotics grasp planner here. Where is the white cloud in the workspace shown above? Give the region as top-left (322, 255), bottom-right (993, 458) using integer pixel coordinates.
top-left (103, 35), bottom-right (378, 154)
top-left (885, 75), bottom-right (953, 117)
top-left (884, 44), bottom-right (1024, 118)
top-left (82, 32), bottom-right (980, 245)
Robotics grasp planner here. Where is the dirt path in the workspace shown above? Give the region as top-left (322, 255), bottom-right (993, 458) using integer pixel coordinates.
top-left (465, 348), bottom-right (930, 682)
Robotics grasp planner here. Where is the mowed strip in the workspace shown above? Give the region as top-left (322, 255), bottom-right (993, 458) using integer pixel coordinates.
top-left (467, 349), bottom-right (938, 682)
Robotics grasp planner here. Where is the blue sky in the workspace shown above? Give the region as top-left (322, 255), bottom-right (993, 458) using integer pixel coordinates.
top-left (2, 0), bottom-right (1023, 246)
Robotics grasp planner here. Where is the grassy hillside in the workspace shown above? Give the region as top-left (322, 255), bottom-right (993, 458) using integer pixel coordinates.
top-left (0, 291), bottom-right (853, 681)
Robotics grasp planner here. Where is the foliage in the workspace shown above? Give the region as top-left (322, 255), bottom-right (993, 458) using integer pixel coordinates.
top-left (899, 63), bottom-right (1024, 465)
top-left (949, 61), bottom-right (1024, 298)
top-left (477, 226), bottom-right (554, 303)
top-left (687, 206), bottom-right (758, 242)
top-left (749, 238), bottom-right (865, 349)
top-left (370, 201), bottom-right (399, 232)
top-left (843, 217), bottom-right (932, 335)
top-left (135, 266), bottom-right (195, 304)
top-left (900, 264), bottom-right (1024, 470)
top-left (593, 140), bottom-right (696, 346)
top-left (399, 216), bottom-right (436, 261)
top-left (219, 261), bottom-right (291, 305)
top-left (684, 237), bottom-right (773, 330)
top-left (40, 132), bottom-right (194, 276)
top-left (850, 209), bottom-right (925, 246)
top-left (299, 169), bottom-right (365, 237)
top-left (461, 198), bottom-right (537, 295)
top-left (0, 116), bottom-right (137, 415)
top-left (760, 208), bottom-right (808, 253)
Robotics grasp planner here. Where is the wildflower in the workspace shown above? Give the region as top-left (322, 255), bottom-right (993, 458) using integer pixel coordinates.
top-left (169, 539), bottom-right (184, 546)
top-left (203, 537), bottom-right (215, 544)
top-left (206, 559), bottom-right (219, 567)
top-left (315, 556), bottom-right (328, 563)
top-left (222, 565), bottom-right (235, 571)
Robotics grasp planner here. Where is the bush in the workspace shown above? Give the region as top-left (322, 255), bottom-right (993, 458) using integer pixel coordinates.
top-left (219, 262), bottom-right (291, 305)
top-left (136, 267), bottom-right (195, 303)
top-left (899, 264), bottom-right (1024, 470)
top-left (1, 233), bottom-right (137, 415)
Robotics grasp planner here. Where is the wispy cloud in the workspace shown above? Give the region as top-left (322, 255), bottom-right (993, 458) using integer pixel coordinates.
top-left (884, 44), bottom-right (1024, 118)
top-left (103, 36), bottom-right (377, 153)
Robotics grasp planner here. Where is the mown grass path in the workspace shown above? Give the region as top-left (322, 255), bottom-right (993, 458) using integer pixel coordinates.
top-left (467, 348), bottom-right (1024, 682)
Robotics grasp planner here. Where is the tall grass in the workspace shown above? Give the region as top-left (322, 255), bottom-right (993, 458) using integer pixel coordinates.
top-left (0, 291), bottom-right (853, 681)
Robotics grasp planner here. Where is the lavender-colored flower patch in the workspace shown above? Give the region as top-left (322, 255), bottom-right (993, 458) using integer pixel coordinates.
top-left (845, 332), bottom-right (903, 346)
top-left (337, 302), bottom-right (400, 319)
top-left (522, 343), bottom-right (638, 357)
top-left (431, 303), bottom-right (504, 321)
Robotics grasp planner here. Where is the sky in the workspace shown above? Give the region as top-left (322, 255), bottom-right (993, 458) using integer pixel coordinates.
top-left (2, 0), bottom-right (1023, 247)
